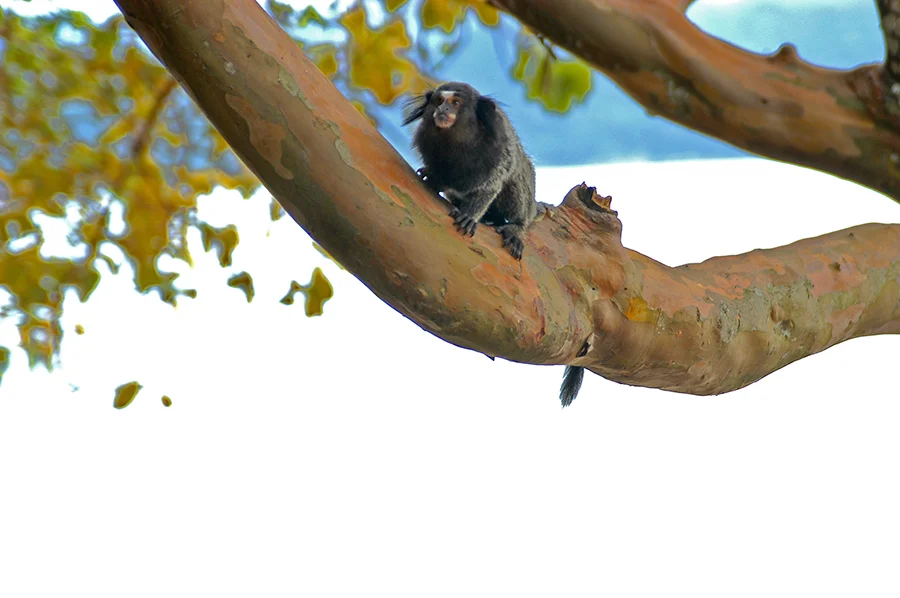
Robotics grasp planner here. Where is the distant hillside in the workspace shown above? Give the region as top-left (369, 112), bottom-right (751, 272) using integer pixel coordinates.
top-left (383, 1), bottom-right (883, 167)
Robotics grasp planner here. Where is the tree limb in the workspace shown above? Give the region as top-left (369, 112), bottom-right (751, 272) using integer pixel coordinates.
top-left (112, 0), bottom-right (900, 395)
top-left (490, 0), bottom-right (900, 202)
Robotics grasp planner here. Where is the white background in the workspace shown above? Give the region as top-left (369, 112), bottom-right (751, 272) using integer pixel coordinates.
top-left (1, 0), bottom-right (899, 596)
top-left (0, 157), bottom-right (898, 597)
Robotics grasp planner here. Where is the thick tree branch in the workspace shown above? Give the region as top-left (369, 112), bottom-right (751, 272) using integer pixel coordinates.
top-left (491, 0), bottom-right (900, 202)
top-left (112, 0), bottom-right (900, 395)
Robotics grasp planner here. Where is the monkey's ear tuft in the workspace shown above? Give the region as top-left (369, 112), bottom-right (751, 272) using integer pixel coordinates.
top-left (475, 95), bottom-right (500, 137)
top-left (402, 91), bottom-right (433, 126)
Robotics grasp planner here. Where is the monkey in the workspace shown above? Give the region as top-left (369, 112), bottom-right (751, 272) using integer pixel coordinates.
top-left (402, 82), bottom-right (537, 260)
top-left (405, 82), bottom-right (583, 407)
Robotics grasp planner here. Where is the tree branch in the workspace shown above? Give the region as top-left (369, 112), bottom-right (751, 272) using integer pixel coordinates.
top-left (112, 0), bottom-right (900, 395)
top-left (490, 0), bottom-right (900, 202)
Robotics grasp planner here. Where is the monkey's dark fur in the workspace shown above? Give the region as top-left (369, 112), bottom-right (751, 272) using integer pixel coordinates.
top-left (405, 82), bottom-right (581, 408)
top-left (402, 82), bottom-right (537, 260)
top-left (559, 366), bottom-right (584, 408)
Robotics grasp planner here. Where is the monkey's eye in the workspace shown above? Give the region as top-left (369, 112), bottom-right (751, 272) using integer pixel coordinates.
top-left (450, 98), bottom-right (461, 107)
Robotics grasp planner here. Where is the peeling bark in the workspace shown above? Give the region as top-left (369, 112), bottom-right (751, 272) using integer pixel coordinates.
top-left (491, 0), bottom-right (900, 201)
top-left (113, 0), bottom-right (900, 395)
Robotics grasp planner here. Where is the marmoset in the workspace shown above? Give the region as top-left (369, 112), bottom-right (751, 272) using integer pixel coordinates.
top-left (402, 81), bottom-right (537, 260)
top-left (405, 82), bottom-right (581, 408)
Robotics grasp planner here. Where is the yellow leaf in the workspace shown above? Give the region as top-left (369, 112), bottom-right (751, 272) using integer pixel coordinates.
top-left (280, 267), bottom-right (333, 316)
top-left (420, 0), bottom-right (498, 31)
top-left (269, 198), bottom-right (285, 221)
top-left (279, 281), bottom-right (302, 306)
top-left (161, 395), bottom-right (172, 407)
top-left (422, 0), bottom-right (465, 33)
top-left (305, 267), bottom-right (334, 316)
top-left (311, 44), bottom-right (339, 78)
top-left (198, 223), bottom-right (240, 268)
top-left (113, 381), bottom-right (143, 409)
top-left (228, 271), bottom-right (255, 302)
top-left (340, 6), bottom-right (419, 104)
top-left (469, 0), bottom-right (500, 26)
top-left (298, 6), bottom-right (328, 27)
top-left (0, 347), bottom-right (10, 388)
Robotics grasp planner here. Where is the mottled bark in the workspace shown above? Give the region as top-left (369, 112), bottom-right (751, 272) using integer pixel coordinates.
top-left (490, 0), bottom-right (900, 201)
top-left (112, 0), bottom-right (900, 395)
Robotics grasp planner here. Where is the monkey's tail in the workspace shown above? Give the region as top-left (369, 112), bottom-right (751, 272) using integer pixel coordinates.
top-left (559, 365), bottom-right (584, 408)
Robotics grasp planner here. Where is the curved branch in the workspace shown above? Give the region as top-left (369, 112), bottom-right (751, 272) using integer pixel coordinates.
top-left (112, 0), bottom-right (900, 395)
top-left (490, 0), bottom-right (900, 201)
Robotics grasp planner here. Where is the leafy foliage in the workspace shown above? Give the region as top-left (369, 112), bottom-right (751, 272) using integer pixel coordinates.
top-left (0, 0), bottom-right (592, 383)
top-left (0, 10), bottom-right (256, 371)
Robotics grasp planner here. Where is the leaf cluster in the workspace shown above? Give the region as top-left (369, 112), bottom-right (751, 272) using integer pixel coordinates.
top-left (0, 0), bottom-right (593, 384)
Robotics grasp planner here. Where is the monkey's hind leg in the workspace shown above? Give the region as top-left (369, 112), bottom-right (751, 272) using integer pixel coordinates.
top-left (494, 223), bottom-right (528, 260)
top-left (447, 185), bottom-right (502, 238)
top-left (493, 186), bottom-right (537, 260)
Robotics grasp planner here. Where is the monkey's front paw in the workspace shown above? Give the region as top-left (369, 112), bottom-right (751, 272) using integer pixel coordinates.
top-left (449, 207), bottom-right (478, 237)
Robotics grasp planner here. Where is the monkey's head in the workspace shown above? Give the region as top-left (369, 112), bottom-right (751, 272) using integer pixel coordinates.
top-left (402, 82), bottom-right (499, 140)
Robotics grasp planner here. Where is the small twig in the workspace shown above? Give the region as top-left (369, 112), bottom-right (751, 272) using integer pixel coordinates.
top-left (536, 33), bottom-right (557, 60)
top-left (131, 77), bottom-right (178, 156)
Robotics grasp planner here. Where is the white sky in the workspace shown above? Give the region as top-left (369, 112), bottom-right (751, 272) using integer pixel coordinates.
top-left (0, 157), bottom-right (899, 597)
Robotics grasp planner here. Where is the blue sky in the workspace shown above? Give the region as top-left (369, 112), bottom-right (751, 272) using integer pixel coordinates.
top-left (388, 0), bottom-right (884, 165)
top-left (1, 0), bottom-right (886, 165)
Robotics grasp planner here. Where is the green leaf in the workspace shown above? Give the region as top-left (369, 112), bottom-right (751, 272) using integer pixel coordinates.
top-left (513, 45), bottom-right (592, 112)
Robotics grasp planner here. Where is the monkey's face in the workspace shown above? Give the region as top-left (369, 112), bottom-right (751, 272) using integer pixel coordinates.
top-left (402, 82), bottom-right (485, 135)
top-left (431, 91), bottom-right (466, 130)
